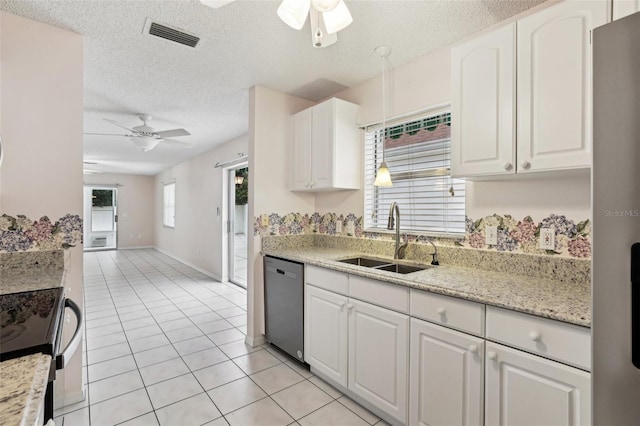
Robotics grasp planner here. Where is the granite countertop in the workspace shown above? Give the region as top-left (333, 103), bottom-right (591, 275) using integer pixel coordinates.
top-left (0, 251), bottom-right (65, 295)
top-left (262, 247), bottom-right (591, 327)
top-left (0, 353), bottom-right (51, 426)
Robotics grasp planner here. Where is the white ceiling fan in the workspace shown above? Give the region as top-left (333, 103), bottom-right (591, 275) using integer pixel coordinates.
top-left (199, 0), bottom-right (353, 48)
top-left (85, 114), bottom-right (192, 152)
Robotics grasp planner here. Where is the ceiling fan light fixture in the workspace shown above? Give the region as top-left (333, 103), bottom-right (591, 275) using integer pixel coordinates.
top-left (322, 0), bottom-right (352, 34)
top-left (132, 137), bottom-right (160, 152)
top-left (277, 0), bottom-right (310, 30)
top-left (199, 0), bottom-right (236, 8)
top-left (310, 0), bottom-right (340, 13)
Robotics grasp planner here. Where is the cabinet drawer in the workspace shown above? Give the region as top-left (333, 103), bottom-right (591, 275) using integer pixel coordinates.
top-left (410, 290), bottom-right (485, 337)
top-left (349, 275), bottom-right (409, 314)
top-left (486, 306), bottom-right (591, 370)
top-left (306, 265), bottom-right (348, 295)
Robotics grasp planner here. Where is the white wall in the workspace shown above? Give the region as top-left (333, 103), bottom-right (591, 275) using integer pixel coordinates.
top-left (154, 134), bottom-right (248, 280)
top-left (83, 173), bottom-right (155, 248)
top-left (0, 11), bottom-right (84, 407)
top-left (247, 85), bottom-right (315, 345)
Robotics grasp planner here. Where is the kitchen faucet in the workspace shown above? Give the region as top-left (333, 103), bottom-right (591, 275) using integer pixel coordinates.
top-left (387, 202), bottom-right (408, 259)
top-left (426, 238), bottom-right (439, 265)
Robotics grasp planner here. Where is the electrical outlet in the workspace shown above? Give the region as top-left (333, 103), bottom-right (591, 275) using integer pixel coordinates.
top-left (261, 215), bottom-right (269, 227)
top-left (336, 220), bottom-right (343, 233)
top-left (346, 221), bottom-right (355, 235)
top-left (485, 225), bottom-right (498, 245)
top-left (540, 228), bottom-right (555, 250)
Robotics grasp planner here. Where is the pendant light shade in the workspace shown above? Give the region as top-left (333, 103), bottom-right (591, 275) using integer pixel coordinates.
top-left (323, 0), bottom-right (352, 34)
top-left (374, 161), bottom-right (392, 187)
top-left (374, 45), bottom-right (392, 187)
top-left (277, 0), bottom-right (311, 30)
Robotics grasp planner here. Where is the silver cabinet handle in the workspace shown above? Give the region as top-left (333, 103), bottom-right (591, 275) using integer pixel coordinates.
top-left (504, 162), bottom-right (513, 171)
top-left (520, 160), bottom-right (531, 170)
top-left (56, 298), bottom-right (83, 370)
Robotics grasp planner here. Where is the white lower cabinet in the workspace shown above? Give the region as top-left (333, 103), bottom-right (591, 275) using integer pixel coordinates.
top-left (304, 266), bottom-right (591, 426)
top-left (485, 342), bottom-right (591, 426)
top-left (349, 299), bottom-right (409, 424)
top-left (409, 318), bottom-right (484, 426)
top-left (304, 285), bottom-right (348, 387)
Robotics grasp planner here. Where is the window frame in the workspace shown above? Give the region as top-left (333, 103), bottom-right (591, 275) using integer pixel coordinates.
top-left (363, 108), bottom-right (466, 238)
top-left (163, 182), bottom-right (176, 228)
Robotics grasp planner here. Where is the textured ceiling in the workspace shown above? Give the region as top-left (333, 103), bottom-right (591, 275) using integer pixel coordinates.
top-left (1, 0), bottom-right (546, 175)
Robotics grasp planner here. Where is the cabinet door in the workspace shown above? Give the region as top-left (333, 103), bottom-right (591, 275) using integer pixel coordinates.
top-left (348, 299), bottom-right (409, 424)
top-left (311, 99), bottom-right (334, 190)
top-left (517, 0), bottom-right (608, 173)
top-left (409, 319), bottom-right (484, 426)
top-left (291, 108), bottom-right (312, 190)
top-left (485, 342), bottom-right (591, 426)
top-left (304, 285), bottom-right (348, 387)
top-left (613, 0), bottom-right (640, 20)
top-left (451, 23), bottom-right (516, 177)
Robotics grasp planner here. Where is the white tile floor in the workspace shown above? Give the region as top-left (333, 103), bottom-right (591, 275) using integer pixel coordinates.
top-left (55, 249), bottom-right (387, 426)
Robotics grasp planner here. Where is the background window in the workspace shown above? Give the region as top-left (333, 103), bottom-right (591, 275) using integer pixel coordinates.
top-left (163, 183), bottom-right (175, 228)
top-left (364, 110), bottom-right (465, 236)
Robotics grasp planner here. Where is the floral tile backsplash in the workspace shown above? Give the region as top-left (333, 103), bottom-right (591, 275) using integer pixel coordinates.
top-left (0, 214), bottom-right (83, 252)
top-left (254, 212), bottom-right (591, 259)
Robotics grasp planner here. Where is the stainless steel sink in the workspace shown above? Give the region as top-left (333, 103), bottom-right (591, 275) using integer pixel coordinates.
top-left (338, 257), bottom-right (391, 268)
top-left (376, 263), bottom-right (428, 274)
top-left (337, 257), bottom-right (431, 274)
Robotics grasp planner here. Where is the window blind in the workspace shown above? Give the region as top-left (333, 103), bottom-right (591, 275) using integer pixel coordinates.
top-left (364, 111), bottom-right (466, 235)
top-left (163, 183), bottom-right (175, 228)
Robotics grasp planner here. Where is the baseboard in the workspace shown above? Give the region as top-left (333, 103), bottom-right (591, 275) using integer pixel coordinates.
top-left (153, 247), bottom-right (222, 282)
top-left (245, 334), bottom-right (266, 348)
top-left (118, 245), bottom-right (154, 250)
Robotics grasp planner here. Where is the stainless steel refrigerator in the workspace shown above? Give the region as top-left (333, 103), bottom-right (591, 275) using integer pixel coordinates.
top-left (592, 11), bottom-right (640, 424)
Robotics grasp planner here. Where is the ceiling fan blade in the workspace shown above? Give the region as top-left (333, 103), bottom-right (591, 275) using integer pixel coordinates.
top-left (160, 138), bottom-right (193, 148)
top-left (84, 132), bottom-right (133, 137)
top-left (104, 118), bottom-right (136, 133)
top-left (155, 128), bottom-right (191, 138)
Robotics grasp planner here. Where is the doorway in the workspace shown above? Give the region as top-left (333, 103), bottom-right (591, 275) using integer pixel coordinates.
top-left (228, 165), bottom-right (248, 288)
top-left (83, 186), bottom-right (118, 251)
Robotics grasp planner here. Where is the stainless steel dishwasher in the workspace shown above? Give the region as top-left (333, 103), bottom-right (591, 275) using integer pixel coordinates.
top-left (264, 255), bottom-right (304, 362)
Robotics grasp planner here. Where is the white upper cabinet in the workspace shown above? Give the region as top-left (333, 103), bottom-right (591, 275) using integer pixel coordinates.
top-left (517, 0), bottom-right (608, 174)
top-left (452, 0), bottom-right (609, 178)
top-left (451, 23), bottom-right (516, 177)
top-left (290, 98), bottom-right (360, 192)
top-left (291, 108), bottom-right (313, 190)
top-left (613, 0), bottom-right (640, 20)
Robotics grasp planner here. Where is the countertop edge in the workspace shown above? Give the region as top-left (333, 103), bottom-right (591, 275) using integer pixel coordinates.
top-left (262, 249), bottom-right (591, 328)
top-left (0, 353), bottom-right (51, 426)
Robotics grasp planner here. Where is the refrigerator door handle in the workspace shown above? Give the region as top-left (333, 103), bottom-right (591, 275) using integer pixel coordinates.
top-left (632, 243), bottom-right (640, 369)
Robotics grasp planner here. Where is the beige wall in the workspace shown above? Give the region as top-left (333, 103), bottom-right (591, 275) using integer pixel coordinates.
top-left (154, 134), bottom-right (248, 280)
top-left (0, 11), bottom-right (84, 407)
top-left (246, 86), bottom-right (315, 344)
top-left (83, 173), bottom-right (155, 248)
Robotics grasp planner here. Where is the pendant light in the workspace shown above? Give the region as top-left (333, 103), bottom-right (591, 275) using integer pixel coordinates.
top-left (374, 45), bottom-right (393, 187)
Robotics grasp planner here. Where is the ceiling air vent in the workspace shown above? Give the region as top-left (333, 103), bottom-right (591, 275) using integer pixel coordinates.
top-left (143, 19), bottom-right (201, 49)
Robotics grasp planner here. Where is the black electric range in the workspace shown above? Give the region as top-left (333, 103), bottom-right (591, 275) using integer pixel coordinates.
top-left (0, 287), bottom-right (82, 423)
